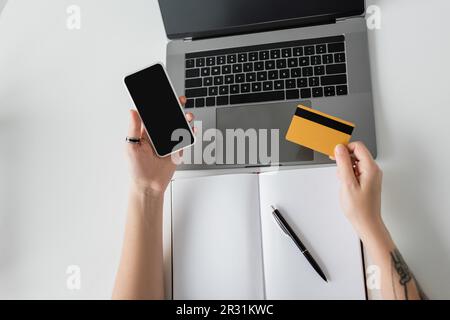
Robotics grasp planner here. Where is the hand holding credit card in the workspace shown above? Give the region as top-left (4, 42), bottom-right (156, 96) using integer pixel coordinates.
top-left (286, 105), bottom-right (355, 157)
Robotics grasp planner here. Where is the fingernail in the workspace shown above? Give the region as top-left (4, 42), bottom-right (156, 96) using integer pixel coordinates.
top-left (335, 144), bottom-right (346, 156)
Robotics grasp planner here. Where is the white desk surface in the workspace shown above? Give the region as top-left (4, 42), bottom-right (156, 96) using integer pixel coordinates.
top-left (0, 0), bottom-right (449, 299)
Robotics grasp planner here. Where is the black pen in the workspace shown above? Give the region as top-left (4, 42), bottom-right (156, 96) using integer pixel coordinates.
top-left (270, 205), bottom-right (328, 282)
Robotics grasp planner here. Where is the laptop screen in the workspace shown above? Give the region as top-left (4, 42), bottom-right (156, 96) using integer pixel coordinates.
top-left (158, 0), bottom-right (365, 39)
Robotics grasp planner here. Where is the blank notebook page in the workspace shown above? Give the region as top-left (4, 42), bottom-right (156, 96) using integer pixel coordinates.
top-left (258, 167), bottom-right (365, 299)
top-left (172, 174), bottom-right (264, 300)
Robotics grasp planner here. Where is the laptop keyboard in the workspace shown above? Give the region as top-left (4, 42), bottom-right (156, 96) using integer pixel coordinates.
top-left (184, 35), bottom-right (348, 108)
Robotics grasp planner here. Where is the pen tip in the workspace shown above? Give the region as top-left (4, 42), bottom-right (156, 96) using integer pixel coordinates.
top-left (270, 205), bottom-right (276, 211)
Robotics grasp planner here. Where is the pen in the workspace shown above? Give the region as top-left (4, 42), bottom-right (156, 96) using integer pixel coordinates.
top-left (270, 205), bottom-right (328, 282)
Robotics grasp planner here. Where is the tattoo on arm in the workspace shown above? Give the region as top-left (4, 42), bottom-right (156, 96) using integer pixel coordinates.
top-left (390, 248), bottom-right (427, 300)
top-left (390, 249), bottom-right (412, 299)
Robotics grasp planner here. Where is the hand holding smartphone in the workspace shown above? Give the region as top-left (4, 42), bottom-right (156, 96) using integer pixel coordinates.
top-left (124, 63), bottom-right (195, 157)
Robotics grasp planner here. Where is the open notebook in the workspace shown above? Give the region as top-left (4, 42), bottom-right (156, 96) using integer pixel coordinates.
top-left (171, 167), bottom-right (366, 300)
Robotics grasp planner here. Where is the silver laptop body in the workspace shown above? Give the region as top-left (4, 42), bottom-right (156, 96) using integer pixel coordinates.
top-left (161, 1), bottom-right (376, 170)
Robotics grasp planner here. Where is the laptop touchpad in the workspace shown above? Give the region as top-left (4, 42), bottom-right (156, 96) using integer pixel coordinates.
top-left (216, 101), bottom-right (314, 165)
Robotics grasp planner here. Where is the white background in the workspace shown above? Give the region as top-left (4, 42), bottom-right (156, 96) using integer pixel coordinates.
top-left (0, 1), bottom-right (7, 13)
top-left (0, 0), bottom-right (449, 299)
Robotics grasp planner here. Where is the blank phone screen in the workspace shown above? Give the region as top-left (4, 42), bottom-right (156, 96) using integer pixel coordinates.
top-left (125, 64), bottom-right (194, 157)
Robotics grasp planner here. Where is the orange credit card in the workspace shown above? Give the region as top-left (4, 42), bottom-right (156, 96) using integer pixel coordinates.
top-left (286, 105), bottom-right (355, 157)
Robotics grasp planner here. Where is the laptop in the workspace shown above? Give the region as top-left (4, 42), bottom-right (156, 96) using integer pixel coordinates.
top-left (158, 0), bottom-right (376, 169)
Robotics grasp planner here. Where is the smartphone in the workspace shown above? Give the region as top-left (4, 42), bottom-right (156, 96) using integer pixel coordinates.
top-left (124, 63), bottom-right (195, 157)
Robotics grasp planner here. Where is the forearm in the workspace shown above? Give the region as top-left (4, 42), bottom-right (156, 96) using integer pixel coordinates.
top-left (113, 185), bottom-right (165, 300)
top-left (361, 222), bottom-right (425, 300)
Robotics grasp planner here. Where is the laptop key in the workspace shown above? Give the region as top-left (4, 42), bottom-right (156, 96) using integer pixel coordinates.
top-left (297, 78), bottom-right (308, 88)
top-left (238, 53), bottom-right (247, 63)
top-left (302, 67), bottom-right (313, 77)
top-left (309, 77), bottom-right (320, 87)
top-left (337, 85), bottom-right (348, 96)
top-left (263, 81), bottom-right (273, 91)
top-left (230, 91), bottom-right (285, 105)
top-left (196, 58), bottom-right (205, 68)
top-left (328, 42), bottom-right (345, 53)
top-left (241, 83), bottom-right (251, 93)
top-left (214, 76), bottom-right (224, 85)
top-left (219, 85), bottom-right (229, 95)
top-left (230, 84), bottom-right (240, 94)
top-left (243, 62), bottom-right (253, 72)
top-left (285, 79), bottom-right (296, 89)
top-left (291, 68), bottom-right (302, 78)
top-left (206, 57), bottom-right (215, 66)
top-left (196, 98), bottom-right (205, 108)
top-left (305, 46), bottom-right (315, 55)
top-left (268, 70), bottom-right (279, 80)
top-left (326, 63), bottom-right (347, 75)
top-left (288, 58), bottom-right (298, 68)
top-left (299, 56), bottom-right (310, 66)
top-left (274, 80), bottom-right (285, 90)
top-left (227, 54), bottom-right (236, 64)
top-left (293, 47), bottom-right (303, 56)
top-left (206, 97), bottom-right (216, 107)
top-left (270, 49), bottom-right (281, 59)
top-left (235, 73), bottom-right (245, 83)
top-left (203, 77), bottom-right (213, 86)
top-left (185, 78), bottom-right (202, 88)
top-left (300, 88), bottom-right (312, 98)
top-left (185, 99), bottom-right (195, 108)
top-left (311, 55), bottom-right (322, 65)
top-left (217, 96), bottom-right (229, 106)
top-left (312, 87), bottom-right (324, 98)
top-left (265, 60), bottom-right (276, 70)
top-left (286, 89), bottom-right (299, 100)
top-left (280, 69), bottom-right (290, 79)
top-left (314, 66), bottom-right (325, 76)
top-left (186, 59), bottom-right (195, 69)
top-left (222, 65), bottom-right (232, 74)
top-left (324, 86), bottom-right (336, 96)
top-left (257, 71), bottom-right (267, 81)
top-left (316, 44), bottom-right (327, 54)
top-left (281, 48), bottom-right (292, 58)
top-left (185, 87), bottom-right (207, 98)
top-left (186, 68), bottom-right (200, 78)
top-left (334, 52), bottom-right (346, 63)
top-left (224, 75), bottom-right (234, 84)
top-left (254, 61), bottom-right (264, 71)
top-left (249, 52), bottom-right (258, 61)
top-left (217, 56), bottom-right (226, 65)
top-left (321, 74), bottom-right (347, 86)
top-left (276, 59), bottom-right (287, 69)
top-left (233, 64), bottom-right (243, 73)
top-left (252, 82), bottom-right (262, 92)
top-left (211, 66), bottom-right (220, 75)
top-left (246, 72), bottom-right (256, 82)
top-left (209, 86), bottom-right (218, 96)
top-left (201, 67), bottom-right (210, 77)
top-left (259, 51), bottom-right (270, 60)
top-left (323, 54), bottom-right (333, 64)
